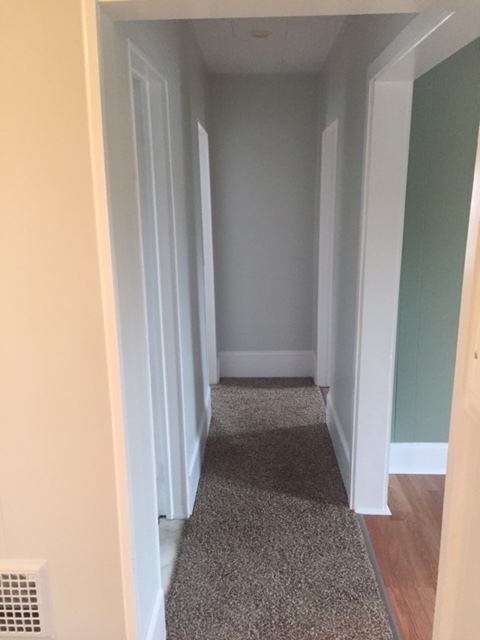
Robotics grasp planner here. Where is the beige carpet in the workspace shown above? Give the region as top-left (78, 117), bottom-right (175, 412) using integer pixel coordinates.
top-left (166, 378), bottom-right (393, 639)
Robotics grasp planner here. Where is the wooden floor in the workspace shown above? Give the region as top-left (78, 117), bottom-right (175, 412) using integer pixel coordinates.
top-left (364, 474), bottom-right (445, 640)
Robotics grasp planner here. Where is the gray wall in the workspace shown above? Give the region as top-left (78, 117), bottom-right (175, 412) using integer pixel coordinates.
top-left (393, 38), bottom-right (480, 443)
top-left (209, 75), bottom-right (319, 352)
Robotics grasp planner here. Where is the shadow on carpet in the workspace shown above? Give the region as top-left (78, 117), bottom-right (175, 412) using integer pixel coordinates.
top-left (165, 378), bottom-right (393, 640)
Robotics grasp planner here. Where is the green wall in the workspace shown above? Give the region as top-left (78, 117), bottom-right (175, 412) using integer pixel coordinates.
top-left (393, 38), bottom-right (480, 443)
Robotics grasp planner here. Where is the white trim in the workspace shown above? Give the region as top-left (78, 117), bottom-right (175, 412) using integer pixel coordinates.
top-left (357, 506), bottom-right (392, 516)
top-left (315, 120), bottom-right (338, 387)
top-left (351, 78), bottom-right (413, 514)
top-left (206, 385), bottom-right (212, 431)
top-left (128, 43), bottom-right (190, 522)
top-left (128, 42), bottom-right (190, 522)
top-left (144, 586), bottom-right (166, 640)
top-left (390, 443), bottom-right (448, 475)
top-left (198, 123), bottom-right (219, 385)
top-left (219, 351), bottom-right (316, 378)
top-left (81, 4), bottom-right (138, 636)
top-left (351, 3), bottom-right (480, 515)
top-left (186, 389), bottom-right (211, 515)
top-left (325, 395), bottom-right (350, 495)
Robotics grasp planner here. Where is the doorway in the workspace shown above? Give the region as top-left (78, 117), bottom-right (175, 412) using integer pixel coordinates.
top-left (197, 122), bottom-right (219, 385)
top-left (315, 119), bottom-right (338, 387)
top-left (351, 8), bottom-right (480, 514)
top-left (129, 43), bottom-right (188, 520)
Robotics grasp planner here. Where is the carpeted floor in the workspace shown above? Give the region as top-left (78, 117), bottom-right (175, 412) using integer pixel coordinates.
top-left (165, 378), bottom-right (394, 639)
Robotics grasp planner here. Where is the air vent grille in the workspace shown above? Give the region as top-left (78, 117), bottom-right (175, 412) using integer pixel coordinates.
top-left (0, 562), bottom-right (53, 638)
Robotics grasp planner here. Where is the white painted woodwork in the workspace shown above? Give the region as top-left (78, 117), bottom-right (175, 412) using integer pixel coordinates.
top-left (198, 123), bottom-right (219, 385)
top-left (316, 120), bottom-right (338, 387)
top-left (326, 393), bottom-right (351, 492)
top-left (389, 443), bottom-right (449, 475)
top-left (187, 388), bottom-right (212, 514)
top-left (129, 44), bottom-right (190, 523)
top-left (352, 79), bottom-right (414, 514)
top-left (81, 4), bottom-right (138, 636)
top-left (130, 56), bottom-right (171, 519)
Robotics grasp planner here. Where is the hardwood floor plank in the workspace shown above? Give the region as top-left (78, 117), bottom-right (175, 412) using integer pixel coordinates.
top-left (364, 474), bottom-right (445, 640)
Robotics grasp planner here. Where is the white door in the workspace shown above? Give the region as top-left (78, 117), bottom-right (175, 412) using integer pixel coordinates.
top-left (198, 123), bottom-right (219, 385)
top-left (129, 44), bottom-right (189, 520)
top-left (131, 69), bottom-right (171, 517)
top-left (433, 130), bottom-right (480, 639)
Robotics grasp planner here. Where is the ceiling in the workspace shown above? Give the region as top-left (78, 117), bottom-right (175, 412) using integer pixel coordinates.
top-left (102, 0), bottom-right (434, 21)
top-left (192, 16), bottom-right (346, 74)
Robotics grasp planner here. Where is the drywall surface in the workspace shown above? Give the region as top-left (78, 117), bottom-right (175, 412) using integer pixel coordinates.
top-left (209, 74), bottom-right (318, 352)
top-left (393, 38), bottom-right (480, 443)
top-left (0, 1), bottom-right (126, 638)
top-left (99, 3), bottom-right (209, 565)
top-left (316, 13), bottom-right (415, 488)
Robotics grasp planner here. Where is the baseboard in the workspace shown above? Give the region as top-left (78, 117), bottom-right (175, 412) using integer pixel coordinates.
top-left (187, 391), bottom-right (211, 514)
top-left (205, 386), bottom-right (212, 433)
top-left (144, 584), bottom-right (166, 640)
top-left (389, 442), bottom-right (448, 474)
top-left (326, 395), bottom-right (351, 498)
top-left (218, 350), bottom-right (316, 378)
top-left (356, 506), bottom-right (392, 516)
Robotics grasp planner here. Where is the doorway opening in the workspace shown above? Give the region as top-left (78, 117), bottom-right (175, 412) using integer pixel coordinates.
top-left (315, 119), bottom-right (338, 389)
top-left (197, 122), bottom-right (219, 386)
top-left (129, 43), bottom-right (189, 521)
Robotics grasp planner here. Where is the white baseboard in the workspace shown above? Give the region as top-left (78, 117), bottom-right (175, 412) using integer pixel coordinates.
top-left (144, 585), bottom-right (166, 640)
top-left (187, 391), bottom-right (211, 514)
top-left (326, 395), bottom-right (351, 499)
top-left (356, 506), bottom-right (392, 516)
top-left (205, 386), bottom-right (212, 433)
top-left (218, 350), bottom-right (316, 378)
top-left (390, 442), bottom-right (448, 474)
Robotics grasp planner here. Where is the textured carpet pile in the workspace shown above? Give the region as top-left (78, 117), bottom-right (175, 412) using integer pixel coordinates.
top-left (165, 378), bottom-right (393, 639)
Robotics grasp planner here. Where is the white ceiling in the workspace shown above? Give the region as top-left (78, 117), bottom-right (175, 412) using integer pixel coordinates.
top-left (102, 0), bottom-right (434, 21)
top-left (192, 17), bottom-right (346, 74)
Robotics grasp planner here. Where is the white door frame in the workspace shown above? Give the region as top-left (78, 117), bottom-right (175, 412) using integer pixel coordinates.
top-left (197, 122), bottom-right (219, 385)
top-left (316, 120), bottom-right (338, 387)
top-left (130, 58), bottom-right (172, 518)
top-left (129, 44), bottom-right (189, 519)
top-left (351, 2), bottom-right (480, 514)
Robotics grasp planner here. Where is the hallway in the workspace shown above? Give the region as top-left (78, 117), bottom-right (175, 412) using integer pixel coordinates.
top-left (165, 379), bottom-right (393, 639)
top-left (4, 1), bottom-right (480, 637)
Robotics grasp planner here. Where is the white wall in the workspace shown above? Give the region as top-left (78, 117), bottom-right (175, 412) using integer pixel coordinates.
top-left (99, 11), bottom-right (209, 636)
top-left (0, 2), bottom-right (127, 638)
top-left (316, 13), bottom-right (415, 491)
top-left (209, 75), bottom-right (319, 373)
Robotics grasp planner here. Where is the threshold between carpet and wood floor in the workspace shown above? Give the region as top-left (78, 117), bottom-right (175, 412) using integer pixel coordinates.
top-left (165, 378), bottom-right (395, 639)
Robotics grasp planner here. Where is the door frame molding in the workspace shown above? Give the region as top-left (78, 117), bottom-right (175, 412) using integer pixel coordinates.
top-left (197, 122), bottom-right (219, 385)
top-left (128, 43), bottom-right (189, 520)
top-left (351, 3), bottom-right (480, 513)
top-left (316, 119), bottom-right (338, 387)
